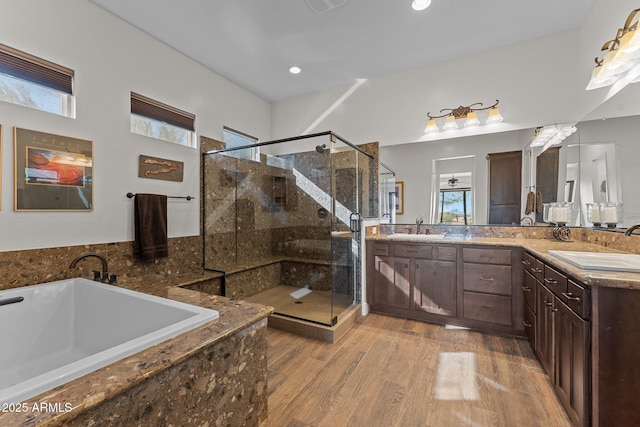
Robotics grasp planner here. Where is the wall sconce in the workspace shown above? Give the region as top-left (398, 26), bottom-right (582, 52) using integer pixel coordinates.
top-left (586, 8), bottom-right (640, 90)
top-left (424, 99), bottom-right (503, 133)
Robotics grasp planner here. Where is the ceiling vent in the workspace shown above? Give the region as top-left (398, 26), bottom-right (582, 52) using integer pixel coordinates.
top-left (305, 0), bottom-right (348, 14)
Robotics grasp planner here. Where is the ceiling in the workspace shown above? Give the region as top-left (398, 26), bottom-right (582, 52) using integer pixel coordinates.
top-left (89, 0), bottom-right (595, 103)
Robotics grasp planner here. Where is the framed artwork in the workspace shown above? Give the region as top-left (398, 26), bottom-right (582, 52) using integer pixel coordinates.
top-left (395, 180), bottom-right (404, 215)
top-left (14, 127), bottom-right (93, 211)
top-left (138, 154), bottom-right (184, 182)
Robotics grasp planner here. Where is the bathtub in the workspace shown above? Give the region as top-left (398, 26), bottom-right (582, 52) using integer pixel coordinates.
top-left (0, 278), bottom-right (219, 405)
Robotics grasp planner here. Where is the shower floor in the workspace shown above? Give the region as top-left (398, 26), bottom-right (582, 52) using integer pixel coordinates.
top-left (245, 285), bottom-right (353, 325)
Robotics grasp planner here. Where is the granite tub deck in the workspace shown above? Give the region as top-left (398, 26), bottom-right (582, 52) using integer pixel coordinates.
top-left (367, 233), bottom-right (640, 290)
top-left (0, 273), bottom-right (273, 427)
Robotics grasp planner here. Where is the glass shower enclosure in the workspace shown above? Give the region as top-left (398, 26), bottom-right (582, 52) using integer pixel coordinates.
top-left (202, 132), bottom-right (375, 326)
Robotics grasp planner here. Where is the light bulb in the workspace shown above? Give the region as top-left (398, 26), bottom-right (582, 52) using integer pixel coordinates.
top-left (411, 0), bottom-right (431, 11)
top-left (443, 115), bottom-right (459, 130)
top-left (425, 118), bottom-right (439, 133)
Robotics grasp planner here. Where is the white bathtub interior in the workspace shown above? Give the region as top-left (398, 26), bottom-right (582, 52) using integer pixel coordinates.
top-left (0, 278), bottom-right (219, 405)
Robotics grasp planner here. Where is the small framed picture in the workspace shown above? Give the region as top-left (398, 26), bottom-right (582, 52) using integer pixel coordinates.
top-left (395, 181), bottom-right (404, 215)
top-left (14, 127), bottom-right (93, 211)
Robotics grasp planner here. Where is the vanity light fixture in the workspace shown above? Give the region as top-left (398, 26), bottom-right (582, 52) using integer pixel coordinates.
top-left (586, 8), bottom-right (640, 90)
top-left (529, 123), bottom-right (577, 149)
top-left (424, 99), bottom-right (503, 133)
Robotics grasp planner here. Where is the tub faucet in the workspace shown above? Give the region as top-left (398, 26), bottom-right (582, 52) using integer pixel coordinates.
top-left (69, 252), bottom-right (117, 285)
top-left (624, 224), bottom-right (640, 236)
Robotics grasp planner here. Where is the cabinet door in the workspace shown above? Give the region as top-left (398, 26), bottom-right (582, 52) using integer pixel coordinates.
top-left (554, 297), bottom-right (589, 427)
top-left (414, 259), bottom-right (456, 316)
top-left (373, 256), bottom-right (411, 310)
top-left (536, 283), bottom-right (555, 376)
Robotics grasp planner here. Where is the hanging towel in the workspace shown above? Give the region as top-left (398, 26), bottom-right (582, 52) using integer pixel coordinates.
top-left (535, 191), bottom-right (543, 214)
top-left (133, 193), bottom-right (169, 260)
top-left (525, 191), bottom-right (535, 215)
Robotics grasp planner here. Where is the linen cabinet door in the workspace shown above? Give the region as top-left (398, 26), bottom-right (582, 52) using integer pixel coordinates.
top-left (536, 283), bottom-right (555, 376)
top-left (372, 256), bottom-right (411, 311)
top-left (413, 259), bottom-right (456, 316)
top-left (554, 298), bottom-right (589, 427)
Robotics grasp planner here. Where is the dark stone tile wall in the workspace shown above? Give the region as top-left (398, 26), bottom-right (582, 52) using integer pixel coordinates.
top-left (0, 236), bottom-right (203, 292)
top-left (65, 318), bottom-right (269, 427)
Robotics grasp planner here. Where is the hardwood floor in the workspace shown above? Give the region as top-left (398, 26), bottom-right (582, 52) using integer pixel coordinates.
top-left (262, 313), bottom-right (570, 427)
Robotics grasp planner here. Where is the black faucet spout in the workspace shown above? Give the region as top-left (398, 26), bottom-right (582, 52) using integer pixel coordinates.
top-left (69, 252), bottom-right (108, 274)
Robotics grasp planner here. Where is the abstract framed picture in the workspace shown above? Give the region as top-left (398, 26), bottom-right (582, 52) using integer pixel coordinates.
top-left (14, 127), bottom-right (93, 211)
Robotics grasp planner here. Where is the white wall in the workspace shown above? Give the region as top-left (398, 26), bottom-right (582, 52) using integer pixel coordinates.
top-left (0, 0), bottom-right (271, 251)
top-left (270, 0), bottom-right (635, 147)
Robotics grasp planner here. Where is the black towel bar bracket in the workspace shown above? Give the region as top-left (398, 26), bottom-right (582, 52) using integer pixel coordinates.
top-left (126, 192), bottom-right (194, 201)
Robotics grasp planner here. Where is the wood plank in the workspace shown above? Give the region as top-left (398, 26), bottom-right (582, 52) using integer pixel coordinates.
top-left (262, 313), bottom-right (571, 427)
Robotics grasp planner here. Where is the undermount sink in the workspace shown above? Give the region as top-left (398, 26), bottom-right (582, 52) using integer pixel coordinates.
top-left (548, 250), bottom-right (640, 273)
top-left (387, 233), bottom-right (446, 241)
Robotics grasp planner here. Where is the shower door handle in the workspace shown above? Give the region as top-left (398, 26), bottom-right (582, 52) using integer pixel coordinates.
top-left (350, 212), bottom-right (361, 233)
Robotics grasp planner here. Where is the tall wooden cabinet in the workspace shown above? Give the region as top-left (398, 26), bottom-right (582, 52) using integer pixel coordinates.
top-left (487, 151), bottom-right (522, 225)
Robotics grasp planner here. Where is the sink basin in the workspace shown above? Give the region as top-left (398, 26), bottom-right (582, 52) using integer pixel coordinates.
top-left (548, 250), bottom-right (640, 273)
top-left (387, 233), bottom-right (446, 241)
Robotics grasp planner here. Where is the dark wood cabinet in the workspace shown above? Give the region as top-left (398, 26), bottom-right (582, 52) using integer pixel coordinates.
top-left (367, 241), bottom-right (523, 336)
top-left (554, 297), bottom-right (589, 427)
top-left (414, 258), bottom-right (456, 316)
top-left (372, 255), bottom-right (411, 310)
top-left (525, 251), bottom-right (591, 427)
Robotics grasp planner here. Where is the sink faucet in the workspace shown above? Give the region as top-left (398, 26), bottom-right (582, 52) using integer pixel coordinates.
top-left (521, 217), bottom-right (533, 226)
top-left (69, 252), bottom-right (117, 285)
top-left (624, 224), bottom-right (640, 236)
top-left (416, 217), bottom-right (424, 234)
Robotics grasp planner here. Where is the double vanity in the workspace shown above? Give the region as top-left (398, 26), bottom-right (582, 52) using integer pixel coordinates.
top-left (366, 227), bottom-right (640, 427)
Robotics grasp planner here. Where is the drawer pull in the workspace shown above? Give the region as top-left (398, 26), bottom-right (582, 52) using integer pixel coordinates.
top-left (562, 292), bottom-right (581, 302)
top-left (531, 268), bottom-right (542, 273)
top-left (544, 301), bottom-right (553, 307)
top-left (480, 276), bottom-right (494, 281)
top-left (522, 260), bottom-right (531, 266)
top-left (480, 306), bottom-right (494, 311)
top-left (522, 286), bottom-right (532, 292)
top-left (544, 278), bottom-right (558, 285)
top-left (523, 321), bottom-right (532, 327)
top-left (406, 250), bottom-right (418, 253)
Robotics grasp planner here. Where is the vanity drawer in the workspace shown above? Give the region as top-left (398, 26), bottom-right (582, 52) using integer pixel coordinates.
top-left (463, 292), bottom-right (512, 326)
top-left (436, 246), bottom-right (457, 261)
top-left (565, 279), bottom-right (590, 319)
top-left (523, 270), bottom-right (537, 312)
top-left (543, 264), bottom-right (568, 297)
top-left (463, 263), bottom-right (512, 295)
top-left (371, 242), bottom-right (389, 256)
top-left (463, 247), bottom-right (511, 265)
top-left (393, 244), bottom-right (433, 259)
top-left (522, 252), bottom-right (544, 280)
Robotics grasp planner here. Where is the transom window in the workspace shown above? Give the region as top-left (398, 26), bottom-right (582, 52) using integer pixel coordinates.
top-left (222, 126), bottom-right (260, 161)
top-left (0, 43), bottom-right (75, 118)
top-left (130, 92), bottom-right (196, 148)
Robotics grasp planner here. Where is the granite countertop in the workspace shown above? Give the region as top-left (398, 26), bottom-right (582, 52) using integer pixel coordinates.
top-left (368, 234), bottom-right (640, 291)
top-left (0, 273), bottom-right (274, 427)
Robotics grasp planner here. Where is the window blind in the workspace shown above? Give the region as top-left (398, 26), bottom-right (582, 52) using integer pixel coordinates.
top-left (131, 92), bottom-right (195, 131)
top-left (0, 43), bottom-right (74, 94)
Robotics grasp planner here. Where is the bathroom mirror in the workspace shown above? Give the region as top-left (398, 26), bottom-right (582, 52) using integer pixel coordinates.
top-left (577, 83), bottom-right (640, 229)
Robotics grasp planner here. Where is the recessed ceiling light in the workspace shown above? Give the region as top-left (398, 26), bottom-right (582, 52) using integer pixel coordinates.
top-left (289, 66), bottom-right (302, 74)
top-left (411, 0), bottom-right (431, 11)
